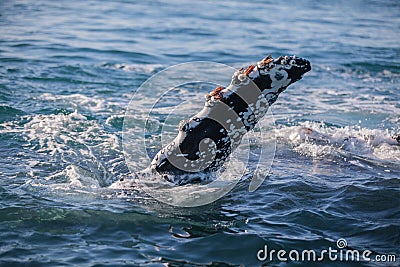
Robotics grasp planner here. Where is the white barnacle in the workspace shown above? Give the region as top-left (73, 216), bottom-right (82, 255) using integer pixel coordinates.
top-left (232, 132), bottom-right (240, 139)
top-left (240, 108), bottom-right (254, 128)
top-left (221, 137), bottom-right (229, 142)
top-left (238, 74), bottom-right (247, 81)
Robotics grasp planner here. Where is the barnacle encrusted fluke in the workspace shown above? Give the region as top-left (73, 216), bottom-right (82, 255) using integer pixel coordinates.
top-left (150, 54), bottom-right (311, 184)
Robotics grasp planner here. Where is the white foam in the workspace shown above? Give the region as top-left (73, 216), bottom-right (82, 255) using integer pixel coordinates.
top-left (37, 93), bottom-right (127, 114)
top-left (274, 121), bottom-right (400, 163)
top-left (1, 111), bottom-right (125, 188)
top-left (102, 63), bottom-right (163, 73)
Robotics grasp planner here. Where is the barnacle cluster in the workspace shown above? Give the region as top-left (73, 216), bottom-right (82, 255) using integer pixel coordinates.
top-left (206, 54), bottom-right (302, 102)
top-left (257, 54), bottom-right (274, 70)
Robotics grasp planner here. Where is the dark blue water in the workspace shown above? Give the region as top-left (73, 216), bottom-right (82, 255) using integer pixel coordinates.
top-left (1, 0), bottom-right (399, 266)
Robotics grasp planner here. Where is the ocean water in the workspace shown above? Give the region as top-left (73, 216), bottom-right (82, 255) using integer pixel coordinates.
top-left (1, 0), bottom-right (399, 266)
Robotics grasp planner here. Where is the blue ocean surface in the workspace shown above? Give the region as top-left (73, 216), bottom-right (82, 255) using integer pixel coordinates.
top-left (0, 0), bottom-right (399, 266)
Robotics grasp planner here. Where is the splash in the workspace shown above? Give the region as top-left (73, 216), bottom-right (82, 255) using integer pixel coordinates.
top-left (273, 121), bottom-right (400, 163)
top-left (0, 111), bottom-right (126, 189)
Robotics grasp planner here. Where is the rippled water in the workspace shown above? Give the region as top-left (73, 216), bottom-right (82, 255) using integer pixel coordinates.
top-left (1, 0), bottom-right (399, 266)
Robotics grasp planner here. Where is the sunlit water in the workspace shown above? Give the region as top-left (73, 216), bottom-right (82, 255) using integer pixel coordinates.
top-left (1, 0), bottom-right (399, 266)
